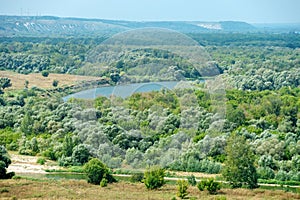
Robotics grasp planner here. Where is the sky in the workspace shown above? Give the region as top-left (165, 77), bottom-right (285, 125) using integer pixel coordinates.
top-left (0, 0), bottom-right (299, 23)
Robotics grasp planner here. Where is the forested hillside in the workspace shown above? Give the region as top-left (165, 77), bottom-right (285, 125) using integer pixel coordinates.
top-left (0, 29), bottom-right (299, 187)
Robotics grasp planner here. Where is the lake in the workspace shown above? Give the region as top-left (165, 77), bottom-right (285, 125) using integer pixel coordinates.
top-left (63, 81), bottom-right (179, 101)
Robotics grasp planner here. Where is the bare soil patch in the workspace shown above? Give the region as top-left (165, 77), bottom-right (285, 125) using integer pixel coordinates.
top-left (7, 153), bottom-right (59, 174)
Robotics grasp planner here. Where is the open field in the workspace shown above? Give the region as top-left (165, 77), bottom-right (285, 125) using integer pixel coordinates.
top-left (0, 178), bottom-right (299, 200)
top-left (0, 70), bottom-right (102, 90)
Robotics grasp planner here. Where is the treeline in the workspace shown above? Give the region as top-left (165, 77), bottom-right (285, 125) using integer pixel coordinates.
top-left (190, 33), bottom-right (300, 48)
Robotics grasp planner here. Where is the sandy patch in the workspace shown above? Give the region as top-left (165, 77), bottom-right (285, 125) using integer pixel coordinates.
top-left (7, 153), bottom-right (60, 174)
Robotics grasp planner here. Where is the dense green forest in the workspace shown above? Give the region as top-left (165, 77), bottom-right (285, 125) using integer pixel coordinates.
top-left (0, 32), bottom-right (299, 185)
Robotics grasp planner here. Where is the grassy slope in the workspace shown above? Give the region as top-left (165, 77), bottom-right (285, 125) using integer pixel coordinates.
top-left (0, 178), bottom-right (299, 200)
top-left (0, 70), bottom-right (102, 90)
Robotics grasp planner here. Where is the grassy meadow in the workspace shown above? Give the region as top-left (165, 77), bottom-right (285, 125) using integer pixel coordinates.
top-left (0, 177), bottom-right (299, 200)
top-left (0, 70), bottom-right (102, 90)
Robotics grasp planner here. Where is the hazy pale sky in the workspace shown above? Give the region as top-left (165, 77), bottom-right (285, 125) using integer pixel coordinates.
top-left (0, 0), bottom-right (299, 23)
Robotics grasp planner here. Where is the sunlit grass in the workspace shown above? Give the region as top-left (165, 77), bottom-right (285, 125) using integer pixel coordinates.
top-left (0, 178), bottom-right (299, 200)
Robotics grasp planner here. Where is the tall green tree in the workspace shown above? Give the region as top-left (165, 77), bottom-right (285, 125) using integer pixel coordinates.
top-left (20, 113), bottom-right (33, 135)
top-left (222, 133), bottom-right (258, 189)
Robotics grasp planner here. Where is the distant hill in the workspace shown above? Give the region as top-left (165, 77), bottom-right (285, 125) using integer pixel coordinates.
top-left (0, 15), bottom-right (258, 37)
top-left (0, 15), bottom-right (299, 37)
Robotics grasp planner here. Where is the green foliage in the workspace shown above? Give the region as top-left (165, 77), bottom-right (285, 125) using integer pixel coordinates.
top-left (0, 128), bottom-right (21, 148)
top-left (197, 180), bottom-right (205, 191)
top-left (275, 170), bottom-right (289, 181)
top-left (71, 144), bottom-right (90, 165)
top-left (176, 179), bottom-right (189, 199)
top-left (197, 178), bottom-right (220, 194)
top-left (52, 80), bottom-right (59, 87)
top-left (41, 71), bottom-right (49, 77)
top-left (20, 113), bottom-right (33, 135)
top-left (0, 146), bottom-right (14, 179)
top-left (100, 178), bottom-right (108, 187)
top-left (62, 135), bottom-right (75, 157)
top-left (37, 157), bottom-right (46, 165)
top-left (130, 172), bottom-right (144, 183)
top-left (143, 166), bottom-right (165, 190)
top-left (18, 137), bottom-right (39, 156)
top-left (83, 158), bottom-right (115, 185)
top-left (226, 104), bottom-right (245, 126)
top-left (170, 158), bottom-right (222, 174)
top-left (257, 167), bottom-right (275, 180)
top-left (0, 77), bottom-right (11, 92)
top-left (187, 174), bottom-right (197, 186)
top-left (222, 133), bottom-right (258, 189)
top-left (0, 34), bottom-right (300, 183)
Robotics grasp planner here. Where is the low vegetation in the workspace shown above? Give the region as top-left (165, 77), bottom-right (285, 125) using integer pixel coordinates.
top-left (0, 178), bottom-right (299, 200)
top-left (197, 178), bottom-right (221, 194)
top-left (176, 179), bottom-right (189, 199)
top-left (143, 166), bottom-right (166, 190)
top-left (83, 158), bottom-right (115, 185)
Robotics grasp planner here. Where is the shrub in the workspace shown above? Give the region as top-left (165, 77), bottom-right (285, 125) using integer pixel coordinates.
top-left (52, 80), bottom-right (59, 87)
top-left (83, 158), bottom-right (116, 185)
top-left (41, 71), bottom-right (49, 77)
top-left (143, 165), bottom-right (165, 190)
top-left (197, 180), bottom-right (205, 191)
top-left (197, 178), bottom-right (221, 194)
top-left (176, 179), bottom-right (189, 199)
top-left (130, 172), bottom-right (144, 183)
top-left (37, 158), bottom-right (46, 165)
top-left (187, 174), bottom-right (197, 186)
top-left (100, 178), bottom-right (108, 187)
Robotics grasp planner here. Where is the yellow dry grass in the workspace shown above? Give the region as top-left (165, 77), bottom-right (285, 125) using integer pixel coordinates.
top-left (0, 179), bottom-right (299, 200)
top-left (0, 70), bottom-right (102, 90)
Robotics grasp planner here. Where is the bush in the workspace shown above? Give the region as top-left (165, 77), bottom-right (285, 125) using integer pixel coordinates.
top-left (52, 80), bottom-right (59, 87)
top-left (187, 174), bottom-right (197, 186)
top-left (100, 178), bottom-right (108, 187)
top-left (41, 71), bottom-right (49, 77)
top-left (130, 172), bottom-right (144, 183)
top-left (197, 178), bottom-right (220, 194)
top-left (143, 166), bottom-right (165, 190)
top-left (197, 180), bottom-right (205, 191)
top-left (37, 158), bottom-right (46, 165)
top-left (177, 179), bottom-right (189, 199)
top-left (83, 158), bottom-right (116, 185)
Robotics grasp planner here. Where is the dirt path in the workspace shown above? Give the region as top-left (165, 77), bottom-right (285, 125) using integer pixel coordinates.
top-left (7, 152), bottom-right (59, 174)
